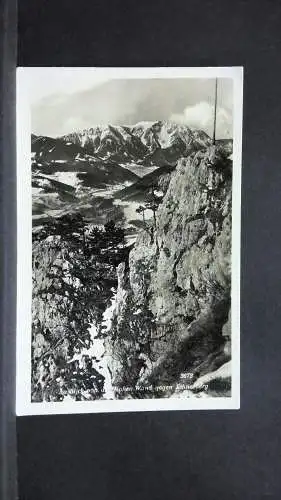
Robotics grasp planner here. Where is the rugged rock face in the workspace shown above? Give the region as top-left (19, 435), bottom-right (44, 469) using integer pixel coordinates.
top-left (106, 146), bottom-right (232, 398)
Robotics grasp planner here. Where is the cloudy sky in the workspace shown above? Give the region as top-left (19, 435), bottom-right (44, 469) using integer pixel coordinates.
top-left (26, 68), bottom-right (233, 139)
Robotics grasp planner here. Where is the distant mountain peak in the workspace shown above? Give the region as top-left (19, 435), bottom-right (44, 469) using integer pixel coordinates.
top-left (60, 121), bottom-right (213, 167)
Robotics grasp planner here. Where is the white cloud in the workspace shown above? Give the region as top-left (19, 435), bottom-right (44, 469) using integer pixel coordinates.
top-left (170, 101), bottom-right (232, 138)
top-left (25, 68), bottom-right (110, 104)
top-left (60, 116), bottom-right (88, 135)
top-left (29, 77), bottom-right (233, 137)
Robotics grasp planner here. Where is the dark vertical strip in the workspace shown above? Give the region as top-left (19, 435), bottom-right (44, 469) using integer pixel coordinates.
top-left (0, 0), bottom-right (18, 498)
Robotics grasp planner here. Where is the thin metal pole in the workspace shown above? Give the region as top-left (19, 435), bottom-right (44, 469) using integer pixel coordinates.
top-left (212, 78), bottom-right (218, 145)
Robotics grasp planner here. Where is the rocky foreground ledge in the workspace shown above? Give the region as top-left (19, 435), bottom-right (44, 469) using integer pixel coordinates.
top-left (106, 146), bottom-right (232, 399)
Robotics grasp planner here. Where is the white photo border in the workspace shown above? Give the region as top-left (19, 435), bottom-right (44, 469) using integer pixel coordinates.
top-left (16, 66), bottom-right (243, 415)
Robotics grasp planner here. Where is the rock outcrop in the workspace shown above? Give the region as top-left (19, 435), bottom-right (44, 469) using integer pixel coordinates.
top-left (106, 146), bottom-right (232, 398)
top-left (31, 220), bottom-right (128, 402)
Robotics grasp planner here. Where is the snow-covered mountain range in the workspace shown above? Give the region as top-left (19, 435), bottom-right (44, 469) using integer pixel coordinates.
top-left (61, 120), bottom-right (215, 166)
top-left (31, 122), bottom-right (232, 229)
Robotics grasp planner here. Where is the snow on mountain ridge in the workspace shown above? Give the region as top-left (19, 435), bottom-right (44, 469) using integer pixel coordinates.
top-left (60, 121), bottom-right (214, 166)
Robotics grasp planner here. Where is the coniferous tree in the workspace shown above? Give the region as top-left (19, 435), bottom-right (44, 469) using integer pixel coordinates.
top-left (32, 213), bottom-right (127, 402)
top-left (136, 205), bottom-right (146, 223)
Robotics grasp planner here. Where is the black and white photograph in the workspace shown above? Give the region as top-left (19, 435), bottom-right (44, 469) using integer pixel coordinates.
top-left (16, 67), bottom-right (243, 414)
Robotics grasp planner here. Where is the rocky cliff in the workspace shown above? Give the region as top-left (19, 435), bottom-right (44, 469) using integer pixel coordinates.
top-left (106, 146), bottom-right (232, 398)
top-left (31, 220), bottom-right (128, 402)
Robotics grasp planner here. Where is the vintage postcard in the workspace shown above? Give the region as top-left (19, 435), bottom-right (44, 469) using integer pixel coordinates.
top-left (16, 67), bottom-right (243, 415)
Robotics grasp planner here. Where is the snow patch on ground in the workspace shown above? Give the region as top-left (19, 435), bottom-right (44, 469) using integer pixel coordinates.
top-left (54, 172), bottom-right (81, 187)
top-left (191, 361), bottom-right (231, 390)
top-left (120, 163), bottom-right (158, 178)
top-left (69, 293), bottom-right (117, 400)
top-left (158, 126), bottom-right (174, 148)
top-left (39, 172), bottom-right (81, 188)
